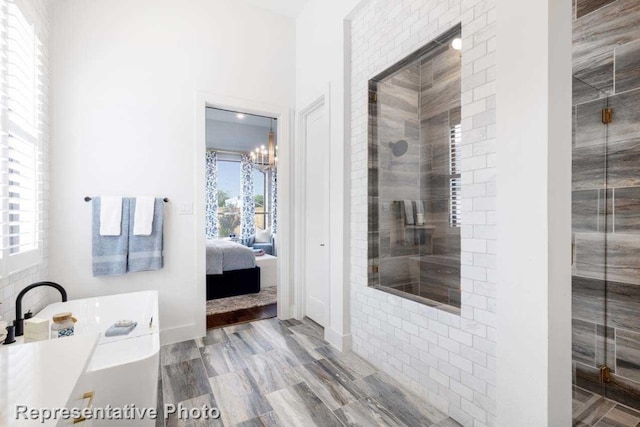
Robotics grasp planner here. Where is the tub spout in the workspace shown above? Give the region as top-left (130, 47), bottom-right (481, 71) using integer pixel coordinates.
top-left (14, 281), bottom-right (68, 337)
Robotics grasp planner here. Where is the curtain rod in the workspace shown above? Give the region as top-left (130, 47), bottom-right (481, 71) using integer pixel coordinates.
top-left (84, 197), bottom-right (169, 203)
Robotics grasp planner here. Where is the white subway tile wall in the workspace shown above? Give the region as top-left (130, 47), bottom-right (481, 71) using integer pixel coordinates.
top-left (350, 0), bottom-right (496, 425)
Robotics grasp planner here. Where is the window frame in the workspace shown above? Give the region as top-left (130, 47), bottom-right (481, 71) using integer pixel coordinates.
top-left (0, 0), bottom-right (45, 275)
top-left (449, 123), bottom-right (462, 228)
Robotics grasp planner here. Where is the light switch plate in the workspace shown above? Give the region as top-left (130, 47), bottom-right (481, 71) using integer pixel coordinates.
top-left (178, 202), bottom-right (193, 215)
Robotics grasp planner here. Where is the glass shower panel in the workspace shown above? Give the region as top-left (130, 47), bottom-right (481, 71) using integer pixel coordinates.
top-left (368, 26), bottom-right (462, 312)
top-left (571, 0), bottom-right (640, 413)
top-left (573, 77), bottom-right (640, 409)
top-left (601, 87), bottom-right (640, 408)
top-left (571, 84), bottom-right (609, 398)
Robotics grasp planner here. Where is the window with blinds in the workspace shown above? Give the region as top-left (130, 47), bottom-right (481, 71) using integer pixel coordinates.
top-left (1, 0), bottom-right (45, 273)
top-left (449, 123), bottom-right (462, 227)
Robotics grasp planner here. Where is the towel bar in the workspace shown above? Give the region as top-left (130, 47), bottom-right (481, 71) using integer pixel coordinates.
top-left (84, 196), bottom-right (169, 202)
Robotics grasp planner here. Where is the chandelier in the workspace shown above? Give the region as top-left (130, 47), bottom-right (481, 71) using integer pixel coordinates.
top-left (251, 118), bottom-right (277, 172)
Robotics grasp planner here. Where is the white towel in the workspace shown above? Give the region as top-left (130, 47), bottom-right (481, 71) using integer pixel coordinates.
top-left (414, 200), bottom-right (425, 224)
top-left (403, 200), bottom-right (415, 225)
top-left (100, 196), bottom-right (123, 236)
top-left (133, 196), bottom-right (156, 236)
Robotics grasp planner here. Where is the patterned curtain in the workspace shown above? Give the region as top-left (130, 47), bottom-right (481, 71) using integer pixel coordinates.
top-left (205, 151), bottom-right (218, 239)
top-left (271, 169), bottom-right (277, 234)
top-left (240, 154), bottom-right (255, 244)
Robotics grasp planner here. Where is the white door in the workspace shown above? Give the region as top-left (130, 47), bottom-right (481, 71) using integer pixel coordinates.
top-left (303, 105), bottom-right (329, 326)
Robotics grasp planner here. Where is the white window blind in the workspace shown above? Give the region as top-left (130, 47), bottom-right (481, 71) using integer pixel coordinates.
top-left (1, 0), bottom-right (45, 274)
top-left (449, 123), bottom-right (462, 227)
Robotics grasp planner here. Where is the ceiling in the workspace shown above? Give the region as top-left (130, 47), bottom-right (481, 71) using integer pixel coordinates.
top-left (237, 0), bottom-right (311, 17)
top-left (205, 108), bottom-right (277, 153)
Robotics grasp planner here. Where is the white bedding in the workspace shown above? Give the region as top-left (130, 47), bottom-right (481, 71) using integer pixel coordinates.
top-left (206, 239), bottom-right (256, 275)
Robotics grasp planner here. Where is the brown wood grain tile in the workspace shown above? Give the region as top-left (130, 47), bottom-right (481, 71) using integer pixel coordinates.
top-left (573, 318), bottom-right (597, 366)
top-left (577, 0), bottom-right (617, 18)
top-left (615, 39), bottom-right (640, 94)
top-left (617, 329), bottom-right (640, 382)
top-left (613, 187), bottom-right (640, 233)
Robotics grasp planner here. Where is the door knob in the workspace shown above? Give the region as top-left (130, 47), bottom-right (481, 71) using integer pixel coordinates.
top-left (320, 243), bottom-right (325, 247)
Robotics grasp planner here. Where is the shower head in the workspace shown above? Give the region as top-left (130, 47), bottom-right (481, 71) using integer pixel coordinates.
top-left (389, 140), bottom-right (408, 157)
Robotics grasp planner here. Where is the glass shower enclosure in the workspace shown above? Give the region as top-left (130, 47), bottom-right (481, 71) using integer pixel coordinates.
top-left (572, 75), bottom-right (640, 409)
top-left (368, 25), bottom-right (462, 313)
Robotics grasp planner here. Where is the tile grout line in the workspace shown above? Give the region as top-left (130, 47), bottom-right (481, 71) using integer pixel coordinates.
top-left (160, 318), bottom-right (459, 426)
top-left (591, 403), bottom-right (617, 426)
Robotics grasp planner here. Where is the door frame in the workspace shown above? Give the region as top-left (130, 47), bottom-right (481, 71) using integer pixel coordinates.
top-left (195, 91), bottom-right (294, 336)
top-left (294, 85), bottom-right (331, 325)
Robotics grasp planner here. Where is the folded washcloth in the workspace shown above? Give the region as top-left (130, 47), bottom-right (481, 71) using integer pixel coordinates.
top-left (133, 196), bottom-right (156, 236)
top-left (403, 200), bottom-right (415, 225)
top-left (105, 321), bottom-right (137, 337)
top-left (100, 196), bottom-right (123, 236)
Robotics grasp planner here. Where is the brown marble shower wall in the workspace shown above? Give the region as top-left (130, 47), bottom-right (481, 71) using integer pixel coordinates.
top-left (572, 0), bottom-right (640, 409)
top-left (376, 64), bottom-right (421, 292)
top-left (369, 29), bottom-right (462, 310)
top-left (418, 42), bottom-right (462, 307)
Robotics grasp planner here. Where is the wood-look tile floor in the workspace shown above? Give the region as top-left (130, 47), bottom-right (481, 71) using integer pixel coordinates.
top-left (573, 385), bottom-right (640, 426)
top-left (157, 317), bottom-right (461, 427)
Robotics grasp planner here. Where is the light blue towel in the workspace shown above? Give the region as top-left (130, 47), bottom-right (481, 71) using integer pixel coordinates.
top-left (128, 198), bottom-right (164, 272)
top-left (105, 322), bottom-right (137, 337)
top-left (92, 197), bottom-right (130, 276)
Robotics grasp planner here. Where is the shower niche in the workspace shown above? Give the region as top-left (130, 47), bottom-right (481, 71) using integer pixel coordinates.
top-left (368, 25), bottom-right (462, 312)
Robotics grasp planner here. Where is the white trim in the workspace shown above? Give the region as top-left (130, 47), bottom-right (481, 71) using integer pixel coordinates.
top-left (160, 322), bottom-right (199, 346)
top-left (325, 328), bottom-right (352, 352)
top-left (7, 247), bottom-right (41, 274)
top-left (339, 15), bottom-right (354, 352)
top-left (195, 91), bottom-right (294, 338)
top-left (295, 85), bottom-right (331, 328)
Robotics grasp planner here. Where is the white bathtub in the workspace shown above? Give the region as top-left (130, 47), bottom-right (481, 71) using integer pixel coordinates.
top-left (35, 290), bottom-right (160, 426)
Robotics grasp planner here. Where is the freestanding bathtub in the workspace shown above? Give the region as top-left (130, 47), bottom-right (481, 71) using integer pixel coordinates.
top-left (35, 290), bottom-right (160, 426)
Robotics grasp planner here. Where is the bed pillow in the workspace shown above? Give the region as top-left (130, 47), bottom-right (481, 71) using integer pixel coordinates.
top-left (255, 227), bottom-right (272, 243)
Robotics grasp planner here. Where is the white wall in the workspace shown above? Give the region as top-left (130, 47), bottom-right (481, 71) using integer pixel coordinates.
top-left (496, 0), bottom-right (572, 424)
top-left (49, 0), bottom-right (295, 343)
top-left (295, 0), bottom-right (362, 350)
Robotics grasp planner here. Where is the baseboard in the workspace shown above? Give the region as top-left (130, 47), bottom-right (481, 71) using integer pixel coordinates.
top-left (325, 328), bottom-right (352, 352)
top-left (160, 322), bottom-right (201, 346)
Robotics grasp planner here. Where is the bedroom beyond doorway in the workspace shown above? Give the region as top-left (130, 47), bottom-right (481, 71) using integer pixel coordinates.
top-left (204, 107), bottom-right (279, 328)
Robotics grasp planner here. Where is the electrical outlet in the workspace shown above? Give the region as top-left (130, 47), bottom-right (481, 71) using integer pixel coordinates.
top-left (178, 202), bottom-right (193, 215)
top-left (383, 203), bottom-right (390, 212)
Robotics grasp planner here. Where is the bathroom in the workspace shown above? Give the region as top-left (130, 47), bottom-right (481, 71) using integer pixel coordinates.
top-left (0, 0), bottom-right (639, 425)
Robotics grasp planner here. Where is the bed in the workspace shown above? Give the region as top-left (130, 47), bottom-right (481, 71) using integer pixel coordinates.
top-left (206, 239), bottom-right (260, 300)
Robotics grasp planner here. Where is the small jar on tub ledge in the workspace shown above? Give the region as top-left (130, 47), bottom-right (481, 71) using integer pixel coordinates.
top-left (51, 312), bottom-right (76, 339)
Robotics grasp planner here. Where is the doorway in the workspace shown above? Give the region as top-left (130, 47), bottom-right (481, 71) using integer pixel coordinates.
top-left (203, 107), bottom-right (280, 329)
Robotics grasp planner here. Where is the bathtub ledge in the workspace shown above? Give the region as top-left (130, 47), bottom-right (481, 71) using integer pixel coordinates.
top-left (0, 333), bottom-right (99, 427)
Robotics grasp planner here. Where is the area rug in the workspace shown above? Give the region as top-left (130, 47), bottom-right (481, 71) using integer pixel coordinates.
top-left (206, 287), bottom-right (277, 316)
